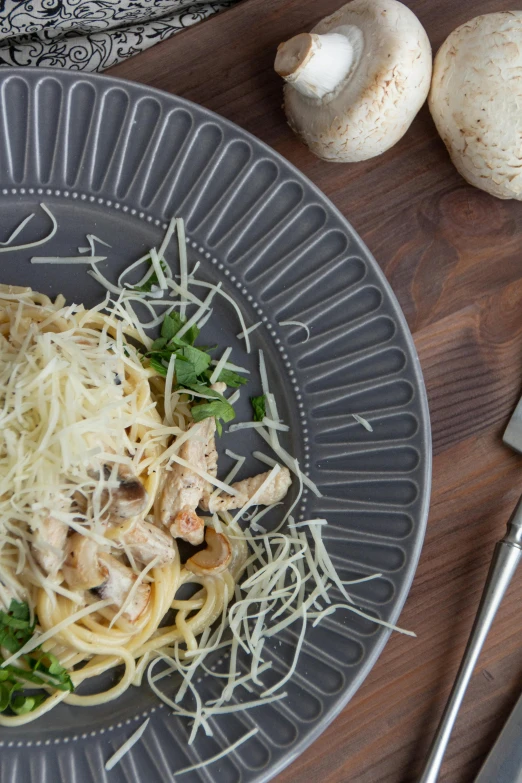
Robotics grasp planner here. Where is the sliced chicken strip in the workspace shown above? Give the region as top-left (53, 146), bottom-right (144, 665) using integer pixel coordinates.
top-left (204, 423), bottom-right (219, 481)
top-left (32, 516), bottom-right (68, 576)
top-left (117, 519), bottom-right (176, 567)
top-left (159, 417), bottom-right (215, 546)
top-left (62, 534), bottom-right (105, 590)
top-left (94, 552), bottom-right (151, 623)
top-left (203, 382), bottom-right (225, 484)
top-left (158, 383), bottom-right (226, 544)
top-left (201, 467), bottom-right (292, 512)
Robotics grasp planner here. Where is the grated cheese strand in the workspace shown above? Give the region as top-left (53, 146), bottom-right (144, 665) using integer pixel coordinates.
top-left (209, 346), bottom-right (232, 385)
top-left (174, 728), bottom-right (259, 775)
top-left (31, 256), bottom-right (107, 265)
top-left (105, 718), bottom-right (150, 770)
top-left (0, 204), bottom-right (57, 254)
top-left (352, 413), bottom-right (373, 432)
top-left (0, 213), bottom-right (35, 246)
top-left (177, 217), bottom-right (188, 319)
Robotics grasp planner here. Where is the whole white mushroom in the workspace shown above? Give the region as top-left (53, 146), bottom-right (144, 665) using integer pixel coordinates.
top-left (430, 12), bottom-right (522, 200)
top-left (274, 0), bottom-right (432, 162)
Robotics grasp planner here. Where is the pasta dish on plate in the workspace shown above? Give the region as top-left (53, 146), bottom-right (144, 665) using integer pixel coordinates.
top-left (0, 282), bottom-right (292, 726)
top-left (0, 209), bottom-right (410, 771)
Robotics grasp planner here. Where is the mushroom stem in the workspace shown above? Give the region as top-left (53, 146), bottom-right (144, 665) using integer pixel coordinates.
top-left (275, 30), bottom-right (357, 99)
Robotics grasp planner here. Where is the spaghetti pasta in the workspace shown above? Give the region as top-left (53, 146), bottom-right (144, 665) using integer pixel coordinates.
top-left (0, 285), bottom-right (248, 725)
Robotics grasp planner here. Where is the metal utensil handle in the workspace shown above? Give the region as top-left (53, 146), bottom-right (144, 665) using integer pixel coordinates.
top-left (418, 496), bottom-right (522, 783)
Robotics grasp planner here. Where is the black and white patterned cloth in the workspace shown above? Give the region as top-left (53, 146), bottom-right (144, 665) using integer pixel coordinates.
top-left (0, 0), bottom-right (237, 71)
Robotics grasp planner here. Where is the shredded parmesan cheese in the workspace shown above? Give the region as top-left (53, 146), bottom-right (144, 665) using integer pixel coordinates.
top-left (177, 218), bottom-right (188, 319)
top-left (173, 728), bottom-right (259, 774)
top-left (0, 213), bottom-right (35, 246)
top-left (31, 256), bottom-right (107, 265)
top-left (105, 718), bottom-right (150, 770)
top-left (0, 204), bottom-right (57, 254)
top-left (353, 413), bottom-right (373, 432)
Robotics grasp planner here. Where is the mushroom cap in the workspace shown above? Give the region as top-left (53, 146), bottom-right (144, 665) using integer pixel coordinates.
top-left (283, 0), bottom-right (432, 162)
top-left (429, 12), bottom-right (522, 199)
top-left (185, 527), bottom-right (232, 575)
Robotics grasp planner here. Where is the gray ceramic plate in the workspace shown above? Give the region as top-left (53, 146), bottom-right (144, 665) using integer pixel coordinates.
top-left (0, 67), bottom-right (431, 783)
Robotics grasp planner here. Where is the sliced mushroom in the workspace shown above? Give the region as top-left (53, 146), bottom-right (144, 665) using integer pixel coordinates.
top-left (95, 552), bottom-right (151, 623)
top-left (186, 527), bottom-right (232, 575)
top-left (101, 463), bottom-right (148, 522)
top-left (201, 467), bottom-right (292, 512)
top-left (159, 418), bottom-right (216, 545)
top-left (117, 518), bottom-right (176, 567)
top-left (78, 462), bottom-right (148, 524)
top-left (32, 516), bottom-right (69, 576)
top-left (62, 533), bottom-right (105, 590)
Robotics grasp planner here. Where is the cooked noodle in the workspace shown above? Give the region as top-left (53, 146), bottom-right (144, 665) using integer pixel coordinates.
top-left (0, 285), bottom-right (247, 725)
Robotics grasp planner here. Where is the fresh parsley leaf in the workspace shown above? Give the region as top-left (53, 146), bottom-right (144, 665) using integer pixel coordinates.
top-left (9, 601), bottom-right (30, 622)
top-left (150, 337), bottom-right (168, 352)
top-left (148, 312), bottom-right (247, 432)
top-left (191, 399), bottom-right (236, 431)
top-left (0, 601), bottom-right (75, 715)
top-left (184, 383), bottom-right (228, 402)
top-left (161, 311), bottom-right (184, 340)
top-left (251, 395), bottom-right (266, 422)
top-left (131, 258), bottom-right (167, 293)
top-left (184, 323), bottom-right (200, 346)
top-left (10, 692), bottom-right (46, 715)
top-left (148, 355), bottom-right (168, 377)
top-left (175, 356), bottom-right (198, 387)
top-left (0, 600), bottom-right (35, 654)
top-left (181, 345), bottom-right (211, 376)
top-left (32, 653), bottom-right (74, 692)
top-left (205, 368), bottom-right (248, 388)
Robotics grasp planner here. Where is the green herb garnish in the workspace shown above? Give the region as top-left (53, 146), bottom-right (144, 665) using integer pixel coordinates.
top-left (191, 399), bottom-right (236, 436)
top-left (251, 395), bottom-right (266, 422)
top-left (0, 600), bottom-right (74, 715)
top-left (204, 367), bottom-right (248, 389)
top-left (147, 312), bottom-right (248, 432)
top-left (131, 258), bottom-right (168, 293)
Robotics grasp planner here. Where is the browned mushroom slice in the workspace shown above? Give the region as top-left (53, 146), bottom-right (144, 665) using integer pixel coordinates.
top-left (32, 516), bottom-right (69, 576)
top-left (62, 534), bottom-right (105, 590)
top-left (102, 463), bottom-right (148, 522)
top-left (201, 467), bottom-right (292, 513)
top-left (186, 527), bottom-right (232, 576)
top-left (96, 552), bottom-right (151, 623)
top-left (80, 463), bottom-right (148, 524)
top-left (117, 519), bottom-right (176, 567)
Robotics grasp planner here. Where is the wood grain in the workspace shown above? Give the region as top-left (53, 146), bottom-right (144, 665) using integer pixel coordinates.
top-left (109, 2), bottom-right (522, 781)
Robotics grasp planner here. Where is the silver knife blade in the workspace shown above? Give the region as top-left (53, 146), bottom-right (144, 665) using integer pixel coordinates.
top-left (503, 395), bottom-right (522, 452)
top-left (475, 689), bottom-right (522, 782)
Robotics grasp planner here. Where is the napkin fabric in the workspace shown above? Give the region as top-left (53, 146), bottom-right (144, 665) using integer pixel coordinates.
top-left (0, 0), bottom-right (237, 72)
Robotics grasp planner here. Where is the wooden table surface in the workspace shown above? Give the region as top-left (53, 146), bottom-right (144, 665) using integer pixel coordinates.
top-left (110, 2), bottom-right (522, 781)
